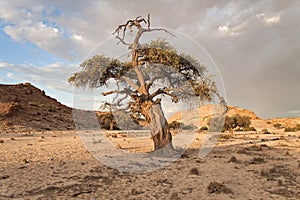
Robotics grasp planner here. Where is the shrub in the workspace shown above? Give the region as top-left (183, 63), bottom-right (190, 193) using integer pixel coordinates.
top-left (199, 126), bottom-right (208, 131)
top-left (169, 121), bottom-right (182, 129)
top-left (217, 114), bottom-right (251, 131)
top-left (243, 127), bottom-right (256, 132)
top-left (273, 123), bottom-right (282, 129)
top-left (234, 127), bottom-right (243, 132)
top-left (295, 124), bottom-right (300, 131)
top-left (261, 129), bottom-right (270, 134)
top-left (284, 127), bottom-right (295, 132)
top-left (182, 124), bottom-right (197, 130)
top-left (190, 168), bottom-right (200, 175)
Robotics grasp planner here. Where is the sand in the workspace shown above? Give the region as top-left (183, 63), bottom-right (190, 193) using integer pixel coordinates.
top-left (0, 130), bottom-right (300, 199)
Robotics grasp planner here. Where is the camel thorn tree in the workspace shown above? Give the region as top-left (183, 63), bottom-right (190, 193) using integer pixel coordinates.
top-left (69, 14), bottom-right (225, 156)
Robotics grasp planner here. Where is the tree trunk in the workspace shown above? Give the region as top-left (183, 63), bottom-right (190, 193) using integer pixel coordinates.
top-left (148, 103), bottom-right (175, 156)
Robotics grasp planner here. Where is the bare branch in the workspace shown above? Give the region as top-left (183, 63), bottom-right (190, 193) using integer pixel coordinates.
top-left (150, 87), bottom-right (179, 103)
top-left (143, 28), bottom-right (176, 38)
top-left (145, 74), bottom-right (164, 92)
top-left (102, 87), bottom-right (133, 96)
top-left (122, 76), bottom-right (140, 91)
top-left (147, 14), bottom-right (150, 30)
top-left (115, 35), bottom-right (131, 46)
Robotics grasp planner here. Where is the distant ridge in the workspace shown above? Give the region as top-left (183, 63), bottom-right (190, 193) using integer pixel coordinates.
top-left (168, 104), bottom-right (300, 131)
top-left (1, 83), bottom-right (299, 133)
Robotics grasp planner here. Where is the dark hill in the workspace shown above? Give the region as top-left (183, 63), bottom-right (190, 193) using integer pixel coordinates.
top-left (0, 83), bottom-right (121, 133)
top-left (0, 83), bottom-right (75, 132)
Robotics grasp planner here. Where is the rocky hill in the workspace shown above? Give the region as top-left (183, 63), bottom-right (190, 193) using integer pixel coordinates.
top-left (0, 83), bottom-right (75, 132)
top-left (0, 83), bottom-right (117, 133)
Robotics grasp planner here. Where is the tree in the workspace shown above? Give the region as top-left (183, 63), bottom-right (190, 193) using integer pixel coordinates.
top-left (69, 14), bottom-right (224, 155)
top-left (222, 114), bottom-right (251, 132)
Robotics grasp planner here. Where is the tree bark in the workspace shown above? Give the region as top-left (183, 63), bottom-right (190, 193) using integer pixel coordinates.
top-left (148, 103), bottom-right (175, 155)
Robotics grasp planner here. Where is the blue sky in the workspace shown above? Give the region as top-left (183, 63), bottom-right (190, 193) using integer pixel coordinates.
top-left (0, 0), bottom-right (299, 119)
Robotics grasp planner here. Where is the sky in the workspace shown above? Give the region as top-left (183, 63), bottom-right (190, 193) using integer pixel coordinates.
top-left (0, 0), bottom-right (299, 119)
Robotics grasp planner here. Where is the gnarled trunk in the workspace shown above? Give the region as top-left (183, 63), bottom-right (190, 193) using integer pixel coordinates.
top-left (148, 103), bottom-right (175, 155)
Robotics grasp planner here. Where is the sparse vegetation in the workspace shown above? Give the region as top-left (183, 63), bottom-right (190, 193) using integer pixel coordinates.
top-left (199, 126), bottom-right (208, 131)
top-left (273, 123), bottom-right (282, 129)
top-left (169, 121), bottom-right (183, 130)
top-left (261, 128), bottom-right (270, 134)
top-left (207, 181), bottom-right (233, 194)
top-left (284, 124), bottom-right (300, 132)
top-left (209, 114), bottom-right (251, 132)
top-left (189, 168), bottom-right (200, 175)
top-left (182, 124), bottom-right (197, 130)
top-left (228, 156), bottom-right (238, 163)
top-left (243, 126), bottom-right (256, 132)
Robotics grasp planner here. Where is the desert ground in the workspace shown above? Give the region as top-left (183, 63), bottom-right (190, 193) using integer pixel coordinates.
top-left (1, 129), bottom-right (299, 200)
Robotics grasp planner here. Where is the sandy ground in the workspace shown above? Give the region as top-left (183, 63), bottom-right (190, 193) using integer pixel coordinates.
top-left (0, 130), bottom-right (300, 200)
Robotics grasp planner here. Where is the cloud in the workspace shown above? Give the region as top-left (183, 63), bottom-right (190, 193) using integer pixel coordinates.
top-left (1, 61), bottom-right (77, 93)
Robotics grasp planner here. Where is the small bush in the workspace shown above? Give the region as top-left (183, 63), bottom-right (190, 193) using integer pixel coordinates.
top-left (284, 127), bottom-right (295, 132)
top-left (273, 123), bottom-right (282, 129)
top-left (295, 124), bottom-right (300, 131)
top-left (199, 126), bottom-right (208, 131)
top-left (234, 127), bottom-right (243, 132)
top-left (228, 156), bottom-right (238, 163)
top-left (261, 129), bottom-right (270, 134)
top-left (182, 124), bottom-right (197, 130)
top-left (0, 139), bottom-right (4, 143)
top-left (220, 134), bottom-right (234, 140)
top-left (208, 181), bottom-right (233, 194)
top-left (244, 127), bottom-right (256, 132)
top-left (169, 121), bottom-right (182, 129)
top-left (190, 168), bottom-right (200, 175)
top-left (111, 133), bottom-right (118, 138)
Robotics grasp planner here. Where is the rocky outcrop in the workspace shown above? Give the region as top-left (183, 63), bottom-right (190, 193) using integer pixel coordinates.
top-left (0, 83), bottom-right (75, 132)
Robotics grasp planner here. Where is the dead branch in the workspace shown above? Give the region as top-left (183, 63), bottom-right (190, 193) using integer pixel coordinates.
top-left (150, 87), bottom-right (179, 103)
top-left (112, 14), bottom-right (175, 47)
top-left (102, 87), bottom-right (133, 96)
top-left (121, 76), bottom-right (140, 91)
